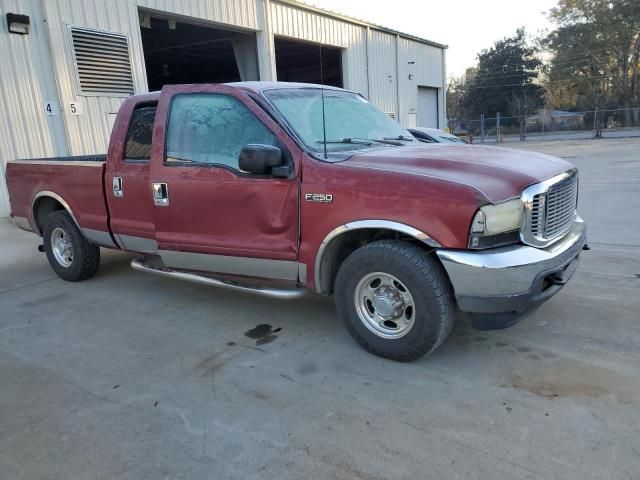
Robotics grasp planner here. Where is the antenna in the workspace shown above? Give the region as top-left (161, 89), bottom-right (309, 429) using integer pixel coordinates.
top-left (319, 44), bottom-right (328, 159)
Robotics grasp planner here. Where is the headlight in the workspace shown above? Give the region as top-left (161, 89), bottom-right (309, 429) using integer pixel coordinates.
top-left (469, 199), bottom-right (523, 249)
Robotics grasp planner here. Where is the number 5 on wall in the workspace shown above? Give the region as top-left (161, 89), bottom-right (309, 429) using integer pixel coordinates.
top-left (69, 101), bottom-right (83, 115)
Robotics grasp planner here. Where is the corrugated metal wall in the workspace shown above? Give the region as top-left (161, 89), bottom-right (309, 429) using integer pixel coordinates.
top-left (267, 1), bottom-right (446, 123)
top-left (136, 0), bottom-right (258, 29)
top-left (366, 29), bottom-right (398, 116)
top-left (268, 1), bottom-right (445, 124)
top-left (39, 0), bottom-right (259, 158)
top-left (0, 0), bottom-right (68, 216)
top-left (397, 37), bottom-right (446, 128)
top-left (269, 1), bottom-right (369, 97)
top-left (0, 0), bottom-right (445, 216)
top-left (41, 0), bottom-right (148, 156)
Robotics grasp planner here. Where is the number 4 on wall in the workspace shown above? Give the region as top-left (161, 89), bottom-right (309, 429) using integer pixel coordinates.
top-left (43, 101), bottom-right (60, 116)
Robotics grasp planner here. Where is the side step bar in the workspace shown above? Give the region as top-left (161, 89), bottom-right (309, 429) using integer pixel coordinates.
top-left (130, 256), bottom-right (307, 300)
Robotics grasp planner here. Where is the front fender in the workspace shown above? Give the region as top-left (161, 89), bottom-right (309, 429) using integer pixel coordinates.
top-left (313, 219), bottom-right (441, 294)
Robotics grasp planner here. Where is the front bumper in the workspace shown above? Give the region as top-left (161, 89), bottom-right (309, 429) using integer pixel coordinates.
top-left (436, 217), bottom-right (587, 330)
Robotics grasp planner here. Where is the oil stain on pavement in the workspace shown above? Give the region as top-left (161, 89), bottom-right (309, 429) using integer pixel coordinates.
top-left (244, 324), bottom-right (281, 346)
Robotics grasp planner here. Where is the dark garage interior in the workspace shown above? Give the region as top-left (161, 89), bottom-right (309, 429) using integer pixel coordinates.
top-left (274, 37), bottom-right (343, 87)
top-left (139, 13), bottom-right (343, 91)
top-left (139, 13), bottom-right (259, 91)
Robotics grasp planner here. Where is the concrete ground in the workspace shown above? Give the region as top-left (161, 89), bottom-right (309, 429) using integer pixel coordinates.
top-left (1, 137), bottom-right (639, 480)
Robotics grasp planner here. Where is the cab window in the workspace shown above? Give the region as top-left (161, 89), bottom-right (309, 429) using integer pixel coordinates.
top-left (165, 94), bottom-right (278, 171)
top-left (124, 104), bottom-right (157, 162)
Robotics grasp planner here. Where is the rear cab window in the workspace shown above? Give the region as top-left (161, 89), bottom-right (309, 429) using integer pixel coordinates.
top-left (124, 104), bottom-right (157, 162)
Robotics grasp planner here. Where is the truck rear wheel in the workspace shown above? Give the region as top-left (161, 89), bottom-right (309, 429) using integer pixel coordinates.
top-left (334, 240), bottom-right (455, 362)
top-left (43, 210), bottom-right (100, 282)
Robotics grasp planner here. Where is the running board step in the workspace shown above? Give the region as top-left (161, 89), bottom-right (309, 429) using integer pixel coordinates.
top-left (131, 256), bottom-right (307, 300)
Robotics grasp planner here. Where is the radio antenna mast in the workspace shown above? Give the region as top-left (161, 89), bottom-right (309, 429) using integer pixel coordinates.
top-left (319, 45), bottom-right (328, 159)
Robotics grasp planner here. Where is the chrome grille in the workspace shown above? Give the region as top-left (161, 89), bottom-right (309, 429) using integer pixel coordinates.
top-left (545, 176), bottom-right (578, 238)
top-left (530, 195), bottom-right (544, 237)
top-left (522, 170), bottom-right (578, 247)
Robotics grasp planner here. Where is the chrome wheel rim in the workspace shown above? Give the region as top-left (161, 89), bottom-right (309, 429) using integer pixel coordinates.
top-left (51, 227), bottom-right (73, 268)
top-left (354, 272), bottom-right (416, 339)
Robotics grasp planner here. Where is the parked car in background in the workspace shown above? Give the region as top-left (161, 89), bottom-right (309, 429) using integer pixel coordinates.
top-left (6, 82), bottom-right (586, 362)
top-left (409, 127), bottom-right (468, 144)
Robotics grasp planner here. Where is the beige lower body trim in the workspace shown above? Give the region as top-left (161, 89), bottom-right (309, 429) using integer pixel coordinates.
top-left (117, 234), bottom-right (158, 253)
top-left (159, 249), bottom-right (302, 282)
top-left (83, 228), bottom-right (117, 248)
top-left (131, 256), bottom-right (307, 300)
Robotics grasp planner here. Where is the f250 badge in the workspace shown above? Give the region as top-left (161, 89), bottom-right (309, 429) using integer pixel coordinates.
top-left (305, 193), bottom-right (333, 203)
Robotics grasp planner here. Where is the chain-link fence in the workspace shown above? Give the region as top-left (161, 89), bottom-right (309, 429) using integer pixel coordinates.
top-left (449, 107), bottom-right (640, 143)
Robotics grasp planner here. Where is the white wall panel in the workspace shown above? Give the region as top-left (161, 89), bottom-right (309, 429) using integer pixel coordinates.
top-left (0, 0), bottom-right (446, 216)
top-left (397, 37), bottom-right (445, 127)
top-left (268, 2), bottom-right (446, 126)
top-left (0, 0), bottom-right (68, 216)
top-left (41, 0), bottom-right (148, 156)
top-left (399, 37), bottom-right (443, 87)
top-left (366, 29), bottom-right (397, 117)
top-left (136, 0), bottom-right (257, 30)
top-left (269, 1), bottom-right (369, 96)
top-left (271, 1), bottom-right (347, 47)
top-left (340, 24), bottom-right (368, 97)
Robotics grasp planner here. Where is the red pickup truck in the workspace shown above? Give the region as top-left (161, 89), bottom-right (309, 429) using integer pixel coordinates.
top-left (6, 82), bottom-right (587, 361)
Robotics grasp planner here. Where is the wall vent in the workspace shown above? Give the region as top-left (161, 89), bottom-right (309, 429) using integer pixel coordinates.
top-left (70, 26), bottom-right (134, 96)
top-left (386, 112), bottom-right (396, 119)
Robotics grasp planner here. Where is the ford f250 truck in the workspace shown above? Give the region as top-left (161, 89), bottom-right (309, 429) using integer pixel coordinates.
top-left (5, 82), bottom-right (587, 361)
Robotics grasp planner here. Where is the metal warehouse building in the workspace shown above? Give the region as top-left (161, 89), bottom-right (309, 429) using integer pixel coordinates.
top-left (0, 0), bottom-right (447, 216)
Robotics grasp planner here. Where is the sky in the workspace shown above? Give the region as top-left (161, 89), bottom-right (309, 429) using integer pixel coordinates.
top-left (306, 0), bottom-right (558, 77)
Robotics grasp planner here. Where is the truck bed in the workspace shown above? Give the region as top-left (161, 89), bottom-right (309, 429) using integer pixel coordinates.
top-left (6, 154), bottom-right (110, 237)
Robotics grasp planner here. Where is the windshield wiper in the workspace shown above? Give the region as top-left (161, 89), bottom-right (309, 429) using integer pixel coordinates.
top-left (316, 138), bottom-right (373, 146)
top-left (384, 135), bottom-right (415, 142)
top-left (317, 137), bottom-right (403, 146)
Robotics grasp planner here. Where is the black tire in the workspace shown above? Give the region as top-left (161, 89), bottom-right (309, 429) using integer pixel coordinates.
top-left (43, 210), bottom-right (100, 282)
top-left (334, 240), bottom-right (455, 362)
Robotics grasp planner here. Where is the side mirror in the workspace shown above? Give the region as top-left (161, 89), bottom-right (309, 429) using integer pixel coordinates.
top-left (239, 144), bottom-right (285, 176)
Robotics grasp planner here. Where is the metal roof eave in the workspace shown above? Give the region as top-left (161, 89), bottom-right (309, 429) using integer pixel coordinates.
top-left (273, 0), bottom-right (448, 49)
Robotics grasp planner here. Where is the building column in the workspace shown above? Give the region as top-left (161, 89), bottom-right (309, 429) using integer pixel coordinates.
top-left (256, 0), bottom-right (277, 81)
top-left (232, 36), bottom-right (260, 81)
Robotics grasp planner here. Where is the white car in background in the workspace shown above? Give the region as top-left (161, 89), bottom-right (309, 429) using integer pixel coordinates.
top-left (408, 127), bottom-right (468, 144)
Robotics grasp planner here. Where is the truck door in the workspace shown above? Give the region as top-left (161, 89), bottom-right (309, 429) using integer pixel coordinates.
top-left (105, 95), bottom-right (159, 252)
top-left (149, 84), bottom-right (301, 281)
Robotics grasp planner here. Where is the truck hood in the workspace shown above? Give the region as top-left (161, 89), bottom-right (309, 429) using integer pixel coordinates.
top-left (344, 144), bottom-right (575, 203)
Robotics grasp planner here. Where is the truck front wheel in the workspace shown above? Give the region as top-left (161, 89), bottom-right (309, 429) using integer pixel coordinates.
top-left (334, 240), bottom-right (455, 362)
top-left (43, 210), bottom-right (100, 282)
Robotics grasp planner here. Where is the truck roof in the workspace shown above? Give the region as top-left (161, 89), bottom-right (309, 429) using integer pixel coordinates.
top-left (137, 81), bottom-right (347, 101)
top-left (225, 81), bottom-right (347, 94)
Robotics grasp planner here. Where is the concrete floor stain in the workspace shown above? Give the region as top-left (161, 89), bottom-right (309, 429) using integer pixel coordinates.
top-left (510, 362), bottom-right (638, 404)
top-left (195, 351), bottom-right (230, 376)
top-left (244, 324), bottom-right (281, 345)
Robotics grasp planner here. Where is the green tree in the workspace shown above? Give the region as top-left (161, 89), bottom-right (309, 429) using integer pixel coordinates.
top-left (446, 75), bottom-right (467, 121)
top-left (463, 28), bottom-right (544, 117)
top-left (544, 0), bottom-right (640, 124)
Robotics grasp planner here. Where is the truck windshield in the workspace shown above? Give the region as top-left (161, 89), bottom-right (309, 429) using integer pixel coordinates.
top-left (263, 88), bottom-right (416, 157)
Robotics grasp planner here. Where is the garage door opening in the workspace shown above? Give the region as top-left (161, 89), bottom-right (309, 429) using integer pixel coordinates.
top-left (139, 12), bottom-right (259, 91)
top-left (275, 37), bottom-right (343, 87)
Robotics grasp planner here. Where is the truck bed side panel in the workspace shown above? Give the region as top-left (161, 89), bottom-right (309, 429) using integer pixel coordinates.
top-left (6, 161), bottom-right (110, 235)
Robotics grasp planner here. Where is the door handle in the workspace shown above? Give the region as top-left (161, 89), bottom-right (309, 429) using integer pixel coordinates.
top-left (152, 182), bottom-right (169, 206)
top-left (113, 177), bottom-right (123, 197)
